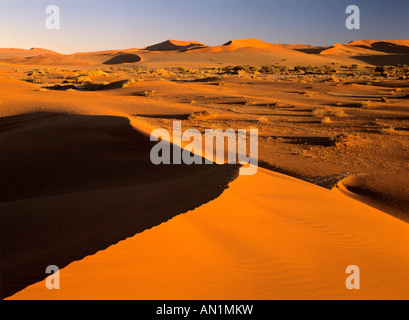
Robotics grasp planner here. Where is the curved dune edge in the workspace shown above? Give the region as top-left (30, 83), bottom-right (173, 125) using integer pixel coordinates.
top-left (7, 168), bottom-right (409, 300)
top-left (334, 175), bottom-right (409, 224)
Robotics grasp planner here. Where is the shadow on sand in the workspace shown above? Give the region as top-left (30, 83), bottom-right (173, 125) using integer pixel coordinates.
top-left (0, 113), bottom-right (240, 299)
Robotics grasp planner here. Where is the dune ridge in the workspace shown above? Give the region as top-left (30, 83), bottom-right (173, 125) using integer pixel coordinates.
top-left (0, 112), bottom-right (240, 299)
top-left (143, 40), bottom-right (208, 52)
top-left (7, 166), bottom-right (409, 300)
top-left (2, 39), bottom-right (408, 66)
top-left (1, 40), bottom-right (409, 300)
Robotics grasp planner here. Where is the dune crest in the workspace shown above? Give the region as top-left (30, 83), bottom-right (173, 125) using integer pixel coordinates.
top-left (0, 48), bottom-right (60, 59)
top-left (222, 38), bottom-right (275, 50)
top-left (144, 40), bottom-right (208, 52)
top-left (7, 168), bottom-right (409, 300)
top-left (0, 112), bottom-right (240, 299)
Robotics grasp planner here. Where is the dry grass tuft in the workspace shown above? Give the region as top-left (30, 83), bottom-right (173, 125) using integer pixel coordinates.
top-left (321, 116), bottom-right (332, 124)
top-left (186, 110), bottom-right (212, 120)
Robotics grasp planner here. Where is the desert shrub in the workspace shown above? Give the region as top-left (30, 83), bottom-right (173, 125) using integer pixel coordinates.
top-left (380, 126), bottom-right (396, 134)
top-left (358, 100), bottom-right (373, 109)
top-left (294, 65), bottom-right (336, 74)
top-left (375, 64), bottom-right (409, 78)
top-left (321, 116), bottom-right (332, 124)
top-left (331, 109), bottom-right (347, 117)
top-left (222, 65), bottom-right (259, 74)
top-left (268, 101), bottom-right (281, 108)
top-left (257, 116), bottom-right (268, 123)
top-left (27, 71), bottom-right (42, 76)
top-left (187, 68), bottom-right (200, 75)
top-left (140, 90), bottom-right (157, 96)
top-left (81, 69), bottom-right (109, 77)
top-left (175, 66), bottom-right (189, 74)
top-left (186, 110), bottom-right (212, 120)
top-left (121, 79), bottom-right (135, 88)
top-left (260, 65), bottom-right (288, 74)
top-left (222, 66), bottom-right (235, 74)
top-left (312, 107), bottom-right (327, 118)
top-left (76, 76), bottom-right (93, 83)
top-left (235, 65), bottom-right (259, 74)
top-left (153, 69), bottom-right (171, 76)
top-left (312, 107), bottom-right (347, 118)
top-left (329, 75), bottom-right (341, 82)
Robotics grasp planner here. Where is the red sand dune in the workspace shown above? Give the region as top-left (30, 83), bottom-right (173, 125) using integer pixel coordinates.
top-left (1, 39), bottom-right (409, 300)
top-left (143, 40), bottom-right (208, 51)
top-left (2, 39), bottom-right (409, 66)
top-left (222, 38), bottom-right (275, 50)
top-left (7, 167), bottom-right (409, 300)
top-left (0, 48), bottom-right (59, 59)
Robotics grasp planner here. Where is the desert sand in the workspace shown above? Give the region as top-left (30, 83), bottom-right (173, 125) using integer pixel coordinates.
top-left (1, 39), bottom-right (409, 300)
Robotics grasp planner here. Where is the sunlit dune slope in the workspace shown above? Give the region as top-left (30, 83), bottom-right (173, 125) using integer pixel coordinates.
top-left (7, 167), bottom-right (409, 300)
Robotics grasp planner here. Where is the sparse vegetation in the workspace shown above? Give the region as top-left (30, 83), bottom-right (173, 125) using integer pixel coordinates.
top-left (312, 107), bottom-right (347, 118)
top-left (358, 100), bottom-right (373, 109)
top-left (259, 65), bottom-right (288, 74)
top-left (137, 89), bottom-right (157, 97)
top-left (76, 76), bottom-right (93, 83)
top-left (294, 65), bottom-right (337, 75)
top-left (121, 79), bottom-right (135, 88)
top-left (321, 116), bottom-right (332, 124)
top-left (380, 126), bottom-right (396, 134)
top-left (375, 64), bottom-right (409, 78)
top-left (81, 70), bottom-right (109, 77)
top-left (186, 110), bottom-right (212, 120)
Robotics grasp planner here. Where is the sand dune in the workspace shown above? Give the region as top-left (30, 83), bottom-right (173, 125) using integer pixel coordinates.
top-left (222, 38), bottom-right (275, 50)
top-left (0, 112), bottom-right (239, 299)
top-left (4, 39), bottom-right (409, 67)
top-left (347, 40), bottom-right (409, 53)
top-left (0, 48), bottom-right (59, 59)
top-left (318, 43), bottom-right (381, 56)
top-left (7, 167), bottom-right (409, 300)
top-left (289, 40), bottom-right (409, 56)
top-left (103, 53), bottom-right (143, 64)
top-left (337, 174), bottom-right (409, 223)
top-left (144, 40), bottom-right (208, 52)
top-left (1, 42), bottom-right (409, 300)
top-left (1, 52), bottom-right (142, 67)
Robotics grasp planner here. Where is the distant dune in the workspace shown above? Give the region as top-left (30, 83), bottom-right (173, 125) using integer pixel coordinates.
top-left (143, 40), bottom-right (208, 52)
top-left (1, 39), bottom-right (408, 66)
top-left (1, 45), bottom-right (409, 300)
top-left (0, 48), bottom-right (59, 59)
top-left (222, 38), bottom-right (275, 50)
top-left (347, 40), bottom-right (409, 53)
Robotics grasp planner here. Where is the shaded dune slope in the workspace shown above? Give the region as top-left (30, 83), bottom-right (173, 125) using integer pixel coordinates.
top-left (103, 53), bottom-right (143, 64)
top-left (143, 40), bottom-right (208, 52)
top-left (8, 168), bottom-right (409, 300)
top-left (336, 174), bottom-right (409, 223)
top-left (0, 112), bottom-right (240, 299)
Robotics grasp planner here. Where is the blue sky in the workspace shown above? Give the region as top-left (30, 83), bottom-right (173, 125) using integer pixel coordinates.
top-left (1, 0), bottom-right (408, 54)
